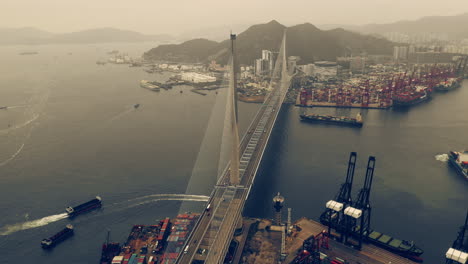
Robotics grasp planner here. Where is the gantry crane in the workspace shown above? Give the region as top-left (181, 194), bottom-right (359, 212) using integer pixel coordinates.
top-left (320, 152), bottom-right (357, 242)
top-left (343, 156), bottom-right (376, 250)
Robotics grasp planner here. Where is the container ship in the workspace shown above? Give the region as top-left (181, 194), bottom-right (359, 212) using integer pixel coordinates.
top-left (367, 230), bottom-right (424, 262)
top-left (105, 213), bottom-right (199, 264)
top-left (41, 224), bottom-right (74, 249)
top-left (300, 112), bottom-right (363, 127)
top-left (448, 150), bottom-right (468, 179)
top-left (66, 196), bottom-right (102, 217)
top-left (393, 86), bottom-right (430, 107)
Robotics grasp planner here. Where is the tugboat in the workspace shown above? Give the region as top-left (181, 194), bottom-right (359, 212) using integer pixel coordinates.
top-left (66, 196), bottom-right (102, 217)
top-left (448, 150), bottom-right (468, 179)
top-left (41, 224), bottom-right (74, 249)
top-left (300, 112), bottom-right (363, 127)
top-left (367, 230), bottom-right (424, 262)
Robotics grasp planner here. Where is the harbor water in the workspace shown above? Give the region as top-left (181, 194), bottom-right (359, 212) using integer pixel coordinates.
top-left (0, 43), bottom-right (466, 264)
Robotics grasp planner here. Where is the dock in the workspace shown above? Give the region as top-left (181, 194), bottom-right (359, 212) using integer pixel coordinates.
top-left (295, 93), bottom-right (391, 109)
top-left (285, 218), bottom-right (419, 264)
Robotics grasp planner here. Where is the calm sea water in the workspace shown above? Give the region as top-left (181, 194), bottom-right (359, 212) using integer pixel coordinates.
top-left (0, 43), bottom-right (466, 264)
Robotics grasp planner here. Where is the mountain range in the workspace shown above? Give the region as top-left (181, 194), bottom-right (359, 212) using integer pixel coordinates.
top-left (0, 27), bottom-right (173, 45)
top-left (143, 20), bottom-right (394, 65)
top-left (318, 13), bottom-right (468, 40)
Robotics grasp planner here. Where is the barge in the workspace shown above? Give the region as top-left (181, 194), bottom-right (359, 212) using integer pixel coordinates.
top-left (41, 224), bottom-right (74, 249)
top-left (66, 196), bottom-right (102, 217)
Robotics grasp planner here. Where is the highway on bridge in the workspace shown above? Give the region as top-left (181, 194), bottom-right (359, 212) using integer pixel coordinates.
top-left (177, 77), bottom-right (291, 264)
top-left (177, 33), bottom-right (290, 264)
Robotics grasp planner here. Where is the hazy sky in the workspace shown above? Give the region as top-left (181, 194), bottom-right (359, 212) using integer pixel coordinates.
top-left (2, 0), bottom-right (468, 34)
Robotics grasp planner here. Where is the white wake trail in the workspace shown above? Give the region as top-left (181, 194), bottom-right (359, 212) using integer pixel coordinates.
top-left (0, 213), bottom-right (68, 236)
top-left (0, 143), bottom-right (25, 167)
top-left (435, 154), bottom-right (449, 162)
top-left (126, 197), bottom-right (209, 209)
top-left (0, 114), bottom-right (39, 135)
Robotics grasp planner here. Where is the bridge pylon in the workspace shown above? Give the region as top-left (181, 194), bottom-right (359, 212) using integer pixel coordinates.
top-left (229, 33), bottom-right (240, 186)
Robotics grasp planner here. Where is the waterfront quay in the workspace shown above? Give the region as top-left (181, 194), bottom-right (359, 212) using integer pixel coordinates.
top-left (236, 217), bottom-right (419, 264)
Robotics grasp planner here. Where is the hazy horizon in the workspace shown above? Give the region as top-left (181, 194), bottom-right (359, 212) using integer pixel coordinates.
top-left (2, 0), bottom-right (468, 35)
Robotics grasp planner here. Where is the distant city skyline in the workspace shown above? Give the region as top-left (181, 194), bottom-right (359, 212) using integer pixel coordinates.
top-left (1, 0), bottom-right (468, 34)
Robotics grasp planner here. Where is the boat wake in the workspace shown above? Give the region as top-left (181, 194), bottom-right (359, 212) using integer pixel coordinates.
top-left (124, 193), bottom-right (210, 202)
top-left (0, 113), bottom-right (39, 135)
top-left (0, 142), bottom-right (25, 167)
top-left (126, 197), bottom-right (209, 209)
top-left (0, 194), bottom-right (209, 236)
top-left (4, 105), bottom-right (29, 109)
top-left (0, 213), bottom-right (68, 236)
top-left (435, 154), bottom-right (449, 162)
top-left (107, 106), bottom-right (135, 124)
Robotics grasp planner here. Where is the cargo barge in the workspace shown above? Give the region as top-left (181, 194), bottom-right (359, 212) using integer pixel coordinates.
top-left (448, 150), bottom-right (468, 179)
top-left (66, 196), bottom-right (102, 217)
top-left (140, 80), bottom-right (160, 92)
top-left (367, 230), bottom-right (424, 262)
top-left (41, 224), bottom-right (74, 249)
top-left (105, 213), bottom-right (199, 264)
top-left (300, 113), bottom-right (363, 127)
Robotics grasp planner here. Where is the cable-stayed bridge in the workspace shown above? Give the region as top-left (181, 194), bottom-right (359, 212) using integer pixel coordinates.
top-left (177, 31), bottom-right (292, 264)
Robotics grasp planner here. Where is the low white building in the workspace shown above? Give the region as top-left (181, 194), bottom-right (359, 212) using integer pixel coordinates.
top-left (181, 72), bottom-right (217, 83)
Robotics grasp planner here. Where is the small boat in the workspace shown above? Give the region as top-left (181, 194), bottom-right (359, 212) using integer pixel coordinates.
top-left (0, 106), bottom-right (7, 110)
top-left (134, 104), bottom-right (140, 109)
top-left (66, 196), bottom-right (102, 217)
top-left (41, 224), bottom-right (74, 249)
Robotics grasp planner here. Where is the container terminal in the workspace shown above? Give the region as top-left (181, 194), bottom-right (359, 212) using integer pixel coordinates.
top-left (296, 57), bottom-right (467, 109)
top-left (101, 213), bottom-right (199, 264)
